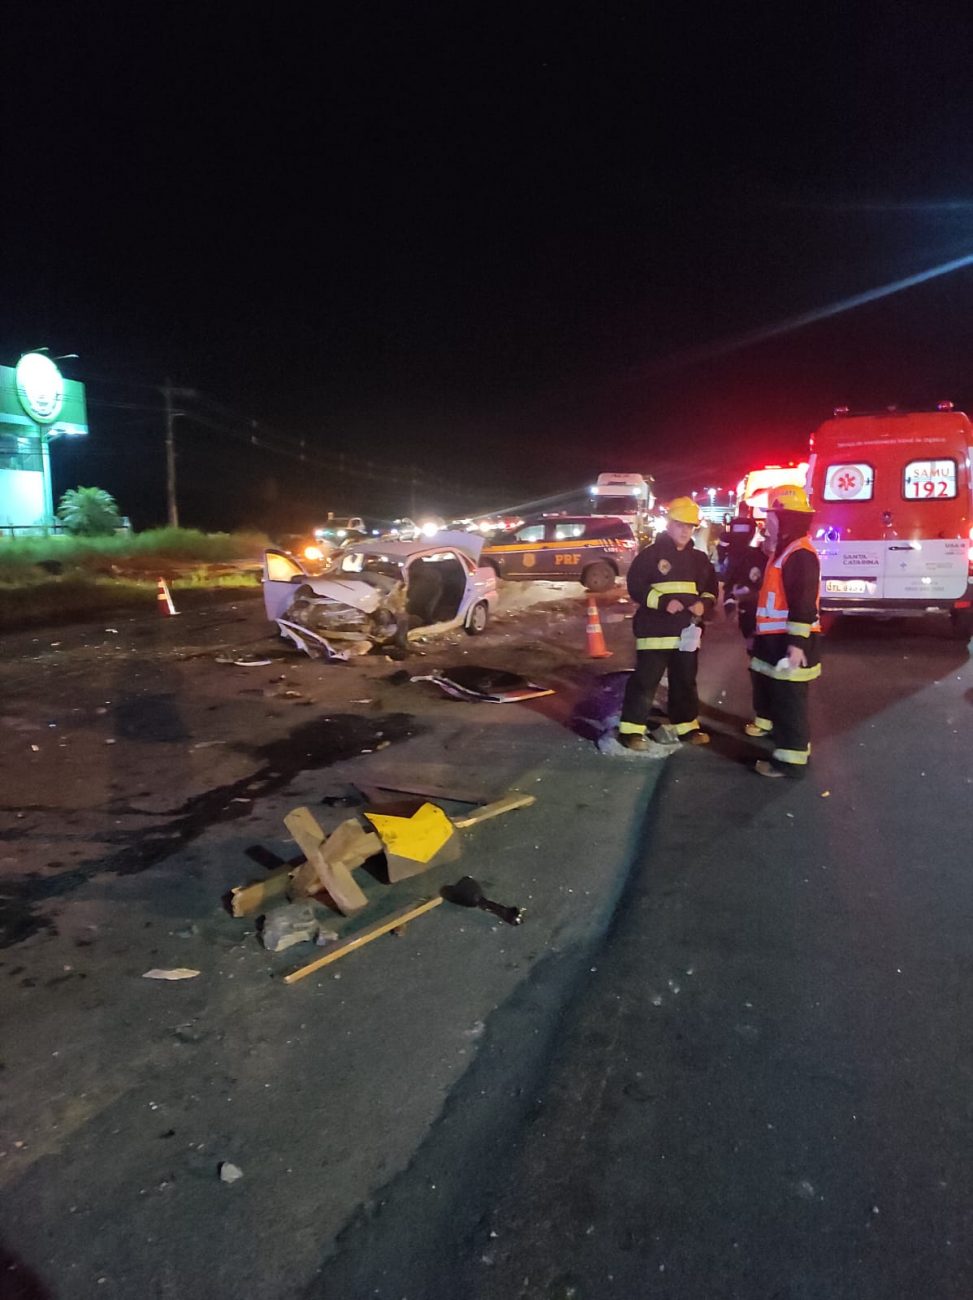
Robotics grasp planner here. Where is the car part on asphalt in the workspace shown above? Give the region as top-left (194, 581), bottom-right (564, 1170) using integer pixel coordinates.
top-left (442, 875), bottom-right (523, 925)
top-left (409, 666), bottom-right (554, 702)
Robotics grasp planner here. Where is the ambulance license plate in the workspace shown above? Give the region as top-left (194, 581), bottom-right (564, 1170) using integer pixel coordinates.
top-left (825, 578), bottom-right (871, 595)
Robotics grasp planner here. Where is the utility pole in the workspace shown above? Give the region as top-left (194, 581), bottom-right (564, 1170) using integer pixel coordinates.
top-left (163, 380), bottom-right (178, 528)
top-left (162, 381), bottom-right (196, 528)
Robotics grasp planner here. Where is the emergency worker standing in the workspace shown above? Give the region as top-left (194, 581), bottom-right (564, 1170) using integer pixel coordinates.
top-left (720, 501), bottom-right (758, 609)
top-left (730, 541), bottom-right (768, 647)
top-left (618, 497), bottom-right (717, 750)
top-left (748, 485), bottom-right (821, 778)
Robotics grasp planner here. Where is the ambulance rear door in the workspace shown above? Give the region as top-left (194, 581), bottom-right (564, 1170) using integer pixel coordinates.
top-left (880, 538), bottom-right (969, 601)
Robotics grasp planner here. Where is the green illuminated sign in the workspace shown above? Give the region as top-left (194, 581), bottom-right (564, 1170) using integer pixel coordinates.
top-left (15, 352), bottom-right (65, 423)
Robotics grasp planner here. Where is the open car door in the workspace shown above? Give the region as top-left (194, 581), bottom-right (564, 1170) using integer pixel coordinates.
top-left (262, 548), bottom-right (309, 621)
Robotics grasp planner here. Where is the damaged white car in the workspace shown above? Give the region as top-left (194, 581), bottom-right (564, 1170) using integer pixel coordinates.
top-left (262, 532), bottom-right (499, 659)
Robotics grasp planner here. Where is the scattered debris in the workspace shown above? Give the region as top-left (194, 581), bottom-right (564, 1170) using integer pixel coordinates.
top-left (275, 619), bottom-right (353, 661)
top-left (261, 903), bottom-right (320, 953)
top-left (366, 802), bottom-right (460, 880)
top-left (142, 968), bottom-right (201, 981)
top-left (596, 733), bottom-right (674, 759)
top-left (356, 776), bottom-right (492, 805)
top-left (215, 656), bottom-right (273, 667)
top-left (410, 666), bottom-right (554, 702)
top-left (365, 791), bottom-right (536, 881)
top-left (450, 792), bottom-right (536, 829)
top-left (284, 898), bottom-right (444, 984)
top-left (219, 1162), bottom-right (244, 1183)
top-left (285, 808), bottom-right (378, 912)
top-left (442, 876), bottom-right (523, 925)
top-left (230, 868), bottom-right (291, 918)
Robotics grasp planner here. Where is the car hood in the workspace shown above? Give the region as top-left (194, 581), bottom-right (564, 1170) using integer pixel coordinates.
top-left (292, 577), bottom-right (386, 613)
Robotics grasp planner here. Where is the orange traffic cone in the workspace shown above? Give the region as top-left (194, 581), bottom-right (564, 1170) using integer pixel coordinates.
top-left (585, 599), bottom-right (612, 658)
top-left (156, 576), bottom-right (178, 616)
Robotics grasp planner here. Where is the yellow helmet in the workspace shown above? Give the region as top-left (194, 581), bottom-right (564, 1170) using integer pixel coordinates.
top-left (666, 496), bottom-right (701, 526)
top-left (769, 484), bottom-right (813, 513)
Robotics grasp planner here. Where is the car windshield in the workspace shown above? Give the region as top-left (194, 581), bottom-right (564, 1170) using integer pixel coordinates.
top-left (335, 551), bottom-right (403, 578)
top-left (593, 496), bottom-right (639, 514)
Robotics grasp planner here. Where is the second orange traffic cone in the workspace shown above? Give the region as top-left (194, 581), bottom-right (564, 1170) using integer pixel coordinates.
top-left (156, 576), bottom-right (178, 616)
top-left (585, 599), bottom-right (612, 658)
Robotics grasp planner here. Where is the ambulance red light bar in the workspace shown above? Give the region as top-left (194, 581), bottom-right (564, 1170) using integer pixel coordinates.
top-left (937, 399), bottom-right (955, 411)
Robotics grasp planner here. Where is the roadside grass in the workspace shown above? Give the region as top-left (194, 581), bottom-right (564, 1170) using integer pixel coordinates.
top-left (0, 572), bottom-right (260, 631)
top-left (0, 529), bottom-right (266, 629)
top-left (0, 527), bottom-right (269, 582)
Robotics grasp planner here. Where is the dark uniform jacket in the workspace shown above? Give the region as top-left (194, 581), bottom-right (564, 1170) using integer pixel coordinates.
top-left (627, 533), bottom-right (717, 649)
top-left (717, 514), bottom-right (758, 577)
top-left (751, 538), bottom-right (821, 677)
top-left (732, 548), bottom-right (769, 640)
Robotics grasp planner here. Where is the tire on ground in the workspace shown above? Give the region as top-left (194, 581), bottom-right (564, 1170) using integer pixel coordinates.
top-left (581, 561), bottom-right (616, 593)
top-left (950, 608), bottom-right (973, 644)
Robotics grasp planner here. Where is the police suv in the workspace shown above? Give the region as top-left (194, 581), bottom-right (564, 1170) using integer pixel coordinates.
top-left (482, 515), bottom-right (637, 591)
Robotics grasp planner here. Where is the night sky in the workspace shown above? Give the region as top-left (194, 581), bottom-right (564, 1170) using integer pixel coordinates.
top-left (5, 2), bottom-right (973, 530)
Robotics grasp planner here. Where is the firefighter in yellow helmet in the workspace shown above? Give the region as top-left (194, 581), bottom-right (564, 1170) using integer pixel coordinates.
top-left (747, 484), bottom-right (821, 778)
top-left (617, 496), bottom-right (718, 750)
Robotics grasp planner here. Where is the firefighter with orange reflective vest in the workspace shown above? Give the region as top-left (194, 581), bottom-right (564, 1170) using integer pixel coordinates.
top-left (747, 485), bottom-right (821, 778)
top-left (618, 497), bottom-right (718, 750)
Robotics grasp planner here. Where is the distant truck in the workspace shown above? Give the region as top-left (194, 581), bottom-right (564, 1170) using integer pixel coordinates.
top-left (589, 472), bottom-right (654, 535)
top-left (808, 405), bottom-right (973, 641)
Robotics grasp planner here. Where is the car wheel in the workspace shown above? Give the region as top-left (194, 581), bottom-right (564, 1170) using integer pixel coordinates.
top-left (582, 562), bottom-right (616, 593)
top-left (950, 608), bottom-right (973, 644)
top-left (465, 601), bottom-right (489, 635)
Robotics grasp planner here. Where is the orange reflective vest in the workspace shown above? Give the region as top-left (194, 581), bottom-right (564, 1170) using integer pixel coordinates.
top-left (755, 537), bottom-right (821, 636)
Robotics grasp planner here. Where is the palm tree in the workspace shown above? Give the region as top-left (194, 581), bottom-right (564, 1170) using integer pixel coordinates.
top-left (56, 486), bottom-right (122, 537)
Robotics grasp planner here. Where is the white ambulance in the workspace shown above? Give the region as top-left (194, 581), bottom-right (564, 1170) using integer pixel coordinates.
top-left (808, 404), bottom-right (973, 641)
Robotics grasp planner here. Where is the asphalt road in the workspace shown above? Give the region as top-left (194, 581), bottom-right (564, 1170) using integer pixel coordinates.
top-left (2, 596), bottom-right (971, 1299)
top-left (0, 583), bottom-right (666, 1299)
top-left (316, 612), bottom-right (973, 1299)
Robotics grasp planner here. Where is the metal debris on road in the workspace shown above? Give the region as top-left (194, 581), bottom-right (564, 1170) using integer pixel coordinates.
top-left (410, 666), bottom-right (554, 702)
top-left (142, 968), bottom-right (201, 981)
top-left (442, 876), bottom-right (523, 925)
